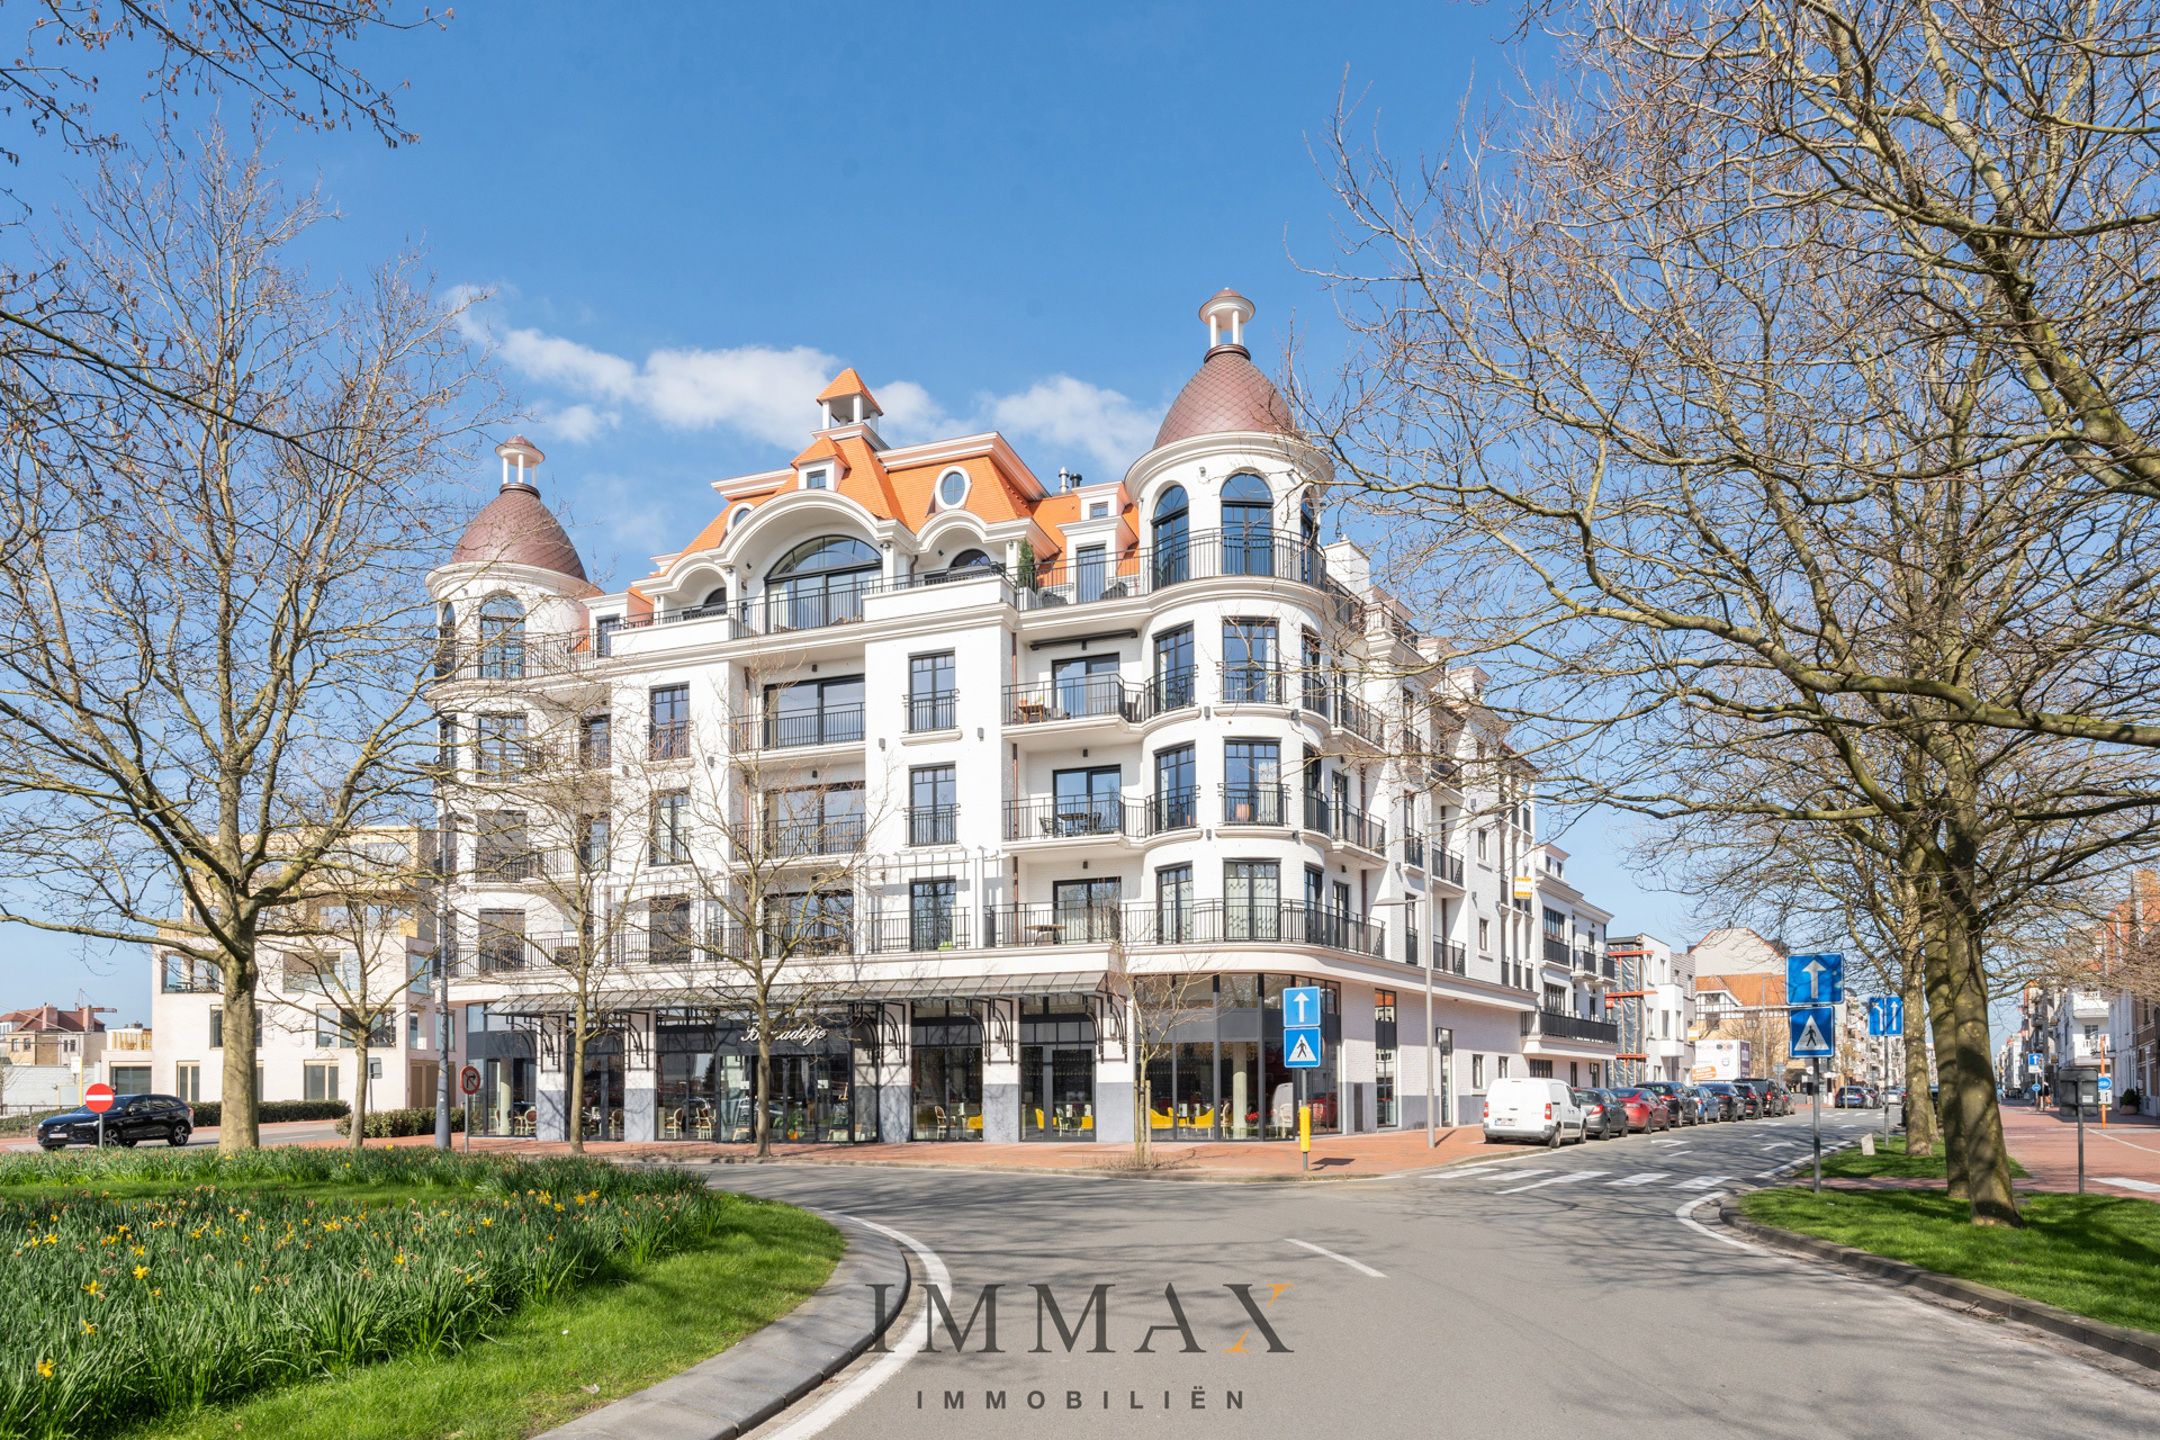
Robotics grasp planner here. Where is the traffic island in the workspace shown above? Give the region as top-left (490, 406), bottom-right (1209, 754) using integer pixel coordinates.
top-left (1724, 1189), bottom-right (2160, 1371)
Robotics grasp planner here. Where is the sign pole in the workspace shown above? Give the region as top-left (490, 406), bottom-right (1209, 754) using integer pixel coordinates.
top-left (1881, 1034), bottom-right (1890, 1148)
top-left (1811, 1056), bottom-right (1822, 1194)
top-left (1298, 1069), bottom-right (1309, 1173)
top-left (1425, 959), bottom-right (1436, 1149)
top-left (2077, 1082), bottom-right (2086, 1195)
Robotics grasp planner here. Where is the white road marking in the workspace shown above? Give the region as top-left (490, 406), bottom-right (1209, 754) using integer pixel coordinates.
top-left (1676, 1192), bottom-right (1758, 1251)
top-left (761, 1217), bottom-right (948, 1440)
top-left (1607, 1172), bottom-right (1670, 1187)
top-left (1649, 1137), bottom-right (1686, 1146)
top-left (1434, 1165), bottom-right (1550, 1183)
top-left (1287, 1237), bottom-right (1387, 1278)
top-left (1496, 1170), bottom-right (1607, 1195)
top-left (2098, 1176), bottom-right (2160, 1193)
top-left (1672, 1174), bottom-right (1733, 1190)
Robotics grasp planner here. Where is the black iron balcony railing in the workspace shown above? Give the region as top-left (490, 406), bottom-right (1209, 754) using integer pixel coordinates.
top-left (986, 903), bottom-right (1125, 948)
top-left (1221, 783), bottom-right (1289, 827)
top-left (1145, 787), bottom-right (1199, 835)
top-left (1143, 667), bottom-right (1199, 718)
top-left (1119, 899), bottom-right (1387, 959)
top-left (732, 705), bottom-right (866, 752)
top-left (736, 582), bottom-right (871, 635)
top-left (906, 690), bottom-right (958, 733)
top-left (1405, 927), bottom-right (1421, 965)
top-left (1402, 833), bottom-right (1427, 869)
top-left (1432, 939), bottom-right (1468, 975)
top-left (865, 908), bottom-right (973, 955)
top-left (1011, 530), bottom-right (1347, 615)
top-left (1004, 795), bottom-right (1138, 842)
top-left (1004, 675), bottom-right (1136, 726)
top-left (1331, 692), bottom-right (1383, 746)
top-left (907, 804), bottom-right (958, 847)
top-left (1218, 662), bottom-right (1288, 707)
top-left (1543, 937), bottom-right (1573, 966)
top-left (763, 815), bottom-right (866, 858)
top-left (1572, 946), bottom-right (1600, 975)
top-left (1429, 848), bottom-right (1466, 886)
top-left (1527, 1009), bottom-right (1620, 1044)
top-left (1300, 793), bottom-right (1387, 852)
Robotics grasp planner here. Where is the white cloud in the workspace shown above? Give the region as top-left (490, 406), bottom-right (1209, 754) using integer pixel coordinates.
top-left (456, 292), bottom-right (1165, 475)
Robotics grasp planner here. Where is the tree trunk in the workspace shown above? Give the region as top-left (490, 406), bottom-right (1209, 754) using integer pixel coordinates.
top-left (1921, 915), bottom-right (1969, 1199)
top-left (1135, 1075), bottom-right (1151, 1167)
top-left (350, 1034), bottom-right (369, 1150)
top-left (217, 955), bottom-right (261, 1154)
top-left (755, 1033), bottom-right (773, 1158)
top-left (1900, 957), bottom-right (1935, 1157)
top-left (566, 1004), bottom-right (589, 1155)
top-left (1941, 905), bottom-right (2020, 1226)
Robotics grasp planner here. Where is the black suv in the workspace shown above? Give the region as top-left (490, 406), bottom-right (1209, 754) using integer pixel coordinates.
top-left (37, 1094), bottom-right (194, 1150)
top-left (1734, 1078), bottom-right (1786, 1117)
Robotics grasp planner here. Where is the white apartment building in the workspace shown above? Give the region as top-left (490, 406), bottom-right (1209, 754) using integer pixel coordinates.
top-left (429, 290), bottom-right (1619, 1145)
top-left (149, 833), bottom-right (445, 1111)
top-left (1610, 933), bottom-right (1694, 1083)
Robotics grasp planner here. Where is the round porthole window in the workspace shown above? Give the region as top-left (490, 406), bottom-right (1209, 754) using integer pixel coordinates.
top-left (728, 503), bottom-right (755, 530)
top-left (937, 468), bottom-right (970, 509)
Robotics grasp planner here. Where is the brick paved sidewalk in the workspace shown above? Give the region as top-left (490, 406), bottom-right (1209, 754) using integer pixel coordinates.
top-left (377, 1122), bottom-right (1504, 1180)
top-left (1998, 1104), bottom-right (2160, 1198)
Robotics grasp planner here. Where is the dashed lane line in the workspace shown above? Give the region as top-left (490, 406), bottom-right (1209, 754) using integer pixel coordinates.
top-left (1607, 1172), bottom-right (1671, 1187)
top-left (1495, 1170), bottom-right (1608, 1195)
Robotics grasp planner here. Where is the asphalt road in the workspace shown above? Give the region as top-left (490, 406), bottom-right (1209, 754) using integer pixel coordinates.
top-left (711, 1112), bottom-right (2157, 1439)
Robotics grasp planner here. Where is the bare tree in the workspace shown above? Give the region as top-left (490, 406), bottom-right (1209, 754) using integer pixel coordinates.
top-left (259, 826), bottom-right (435, 1147)
top-left (1306, 0), bottom-right (2160, 1225)
top-left (0, 133), bottom-right (493, 1151)
top-left (1126, 962), bottom-right (1227, 1167)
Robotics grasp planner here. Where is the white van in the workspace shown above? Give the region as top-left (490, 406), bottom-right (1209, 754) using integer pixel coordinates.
top-left (1482, 1076), bottom-right (1585, 1147)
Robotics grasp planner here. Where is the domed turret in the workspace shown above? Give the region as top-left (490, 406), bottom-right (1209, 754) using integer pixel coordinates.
top-left (1151, 289), bottom-right (1295, 449)
top-left (449, 435), bottom-right (588, 582)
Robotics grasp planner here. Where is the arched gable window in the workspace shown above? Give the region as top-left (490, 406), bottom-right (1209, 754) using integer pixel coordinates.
top-left (764, 534), bottom-right (879, 631)
top-left (688, 584), bottom-right (729, 620)
top-left (476, 593), bottom-right (525, 680)
top-left (1222, 473), bottom-right (1274, 577)
top-left (434, 600), bottom-right (457, 678)
top-left (1151, 484), bottom-right (1190, 588)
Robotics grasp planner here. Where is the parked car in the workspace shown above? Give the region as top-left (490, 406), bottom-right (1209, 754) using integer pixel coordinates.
top-left (1834, 1084), bottom-right (1874, 1108)
top-left (1483, 1077), bottom-right (1586, 1148)
top-left (1607, 1087), bottom-right (1674, 1132)
top-left (1884, 1086), bottom-right (1907, 1108)
top-left (1697, 1082), bottom-right (1745, 1121)
top-left (1575, 1088), bottom-right (1627, 1140)
top-left (1681, 1085), bottom-right (1721, 1123)
top-left (1636, 1080), bottom-right (1698, 1126)
top-left (37, 1094), bottom-right (193, 1150)
top-left (1735, 1078), bottom-right (1788, 1117)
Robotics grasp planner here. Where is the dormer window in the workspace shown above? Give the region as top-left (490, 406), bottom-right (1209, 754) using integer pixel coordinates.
top-left (728, 502), bottom-right (755, 530)
top-left (802, 468), bottom-right (831, 491)
top-left (1087, 500), bottom-right (1110, 519)
top-left (936, 468), bottom-right (970, 510)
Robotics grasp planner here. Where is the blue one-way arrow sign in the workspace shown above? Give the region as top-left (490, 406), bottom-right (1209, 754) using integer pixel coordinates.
top-left (1283, 985), bottom-right (1322, 1028)
top-left (1790, 1005), bottom-right (1837, 1058)
top-left (1788, 952), bottom-right (1844, 1005)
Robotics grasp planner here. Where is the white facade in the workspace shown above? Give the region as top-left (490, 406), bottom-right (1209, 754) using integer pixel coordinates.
top-left (427, 294), bottom-right (1621, 1145)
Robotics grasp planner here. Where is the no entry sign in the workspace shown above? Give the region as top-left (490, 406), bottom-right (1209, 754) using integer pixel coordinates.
top-left (83, 1082), bottom-right (116, 1114)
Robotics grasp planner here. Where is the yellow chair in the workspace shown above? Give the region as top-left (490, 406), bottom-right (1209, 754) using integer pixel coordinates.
top-left (1149, 1107), bottom-right (1175, 1131)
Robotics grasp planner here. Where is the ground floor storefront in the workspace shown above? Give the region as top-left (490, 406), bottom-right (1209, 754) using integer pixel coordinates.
top-left (453, 964), bottom-right (1613, 1145)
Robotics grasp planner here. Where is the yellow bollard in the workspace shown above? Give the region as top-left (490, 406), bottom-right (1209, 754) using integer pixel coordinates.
top-left (1299, 1104), bottom-right (1311, 1154)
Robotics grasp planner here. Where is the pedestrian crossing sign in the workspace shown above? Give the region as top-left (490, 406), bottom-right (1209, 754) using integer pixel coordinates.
top-left (1789, 1005), bottom-right (1836, 1059)
top-left (1284, 1027), bottom-right (1322, 1069)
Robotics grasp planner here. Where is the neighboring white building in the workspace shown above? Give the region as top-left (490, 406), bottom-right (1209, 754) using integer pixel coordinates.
top-left (1610, 933), bottom-right (1693, 1083)
top-left (149, 831), bottom-right (444, 1111)
top-left (427, 290), bottom-right (1621, 1146)
top-left (1686, 926), bottom-right (1787, 977)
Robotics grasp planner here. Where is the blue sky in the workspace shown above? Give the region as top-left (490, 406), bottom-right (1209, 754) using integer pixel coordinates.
top-left (8, 3), bottom-right (1723, 1023)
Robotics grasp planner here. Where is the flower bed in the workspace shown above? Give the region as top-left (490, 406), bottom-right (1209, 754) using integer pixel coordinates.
top-left (0, 1149), bottom-right (737, 1439)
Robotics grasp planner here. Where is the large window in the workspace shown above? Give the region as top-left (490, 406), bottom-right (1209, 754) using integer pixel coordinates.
top-left (1156, 864), bottom-right (1193, 943)
top-left (650, 790), bottom-right (690, 865)
top-left (766, 783), bottom-right (864, 856)
top-left (303, 1062), bottom-right (341, 1102)
top-left (476, 594), bottom-right (525, 679)
top-left (472, 714), bottom-right (526, 776)
top-left (764, 534), bottom-right (878, 631)
top-left (473, 810), bottom-right (530, 880)
top-left (1053, 877), bottom-right (1121, 942)
top-left (1223, 619), bottom-right (1277, 703)
top-left (1139, 975), bottom-right (1339, 1142)
top-left (1226, 859), bottom-right (1281, 941)
top-left (1223, 739), bottom-right (1282, 824)
top-left (1051, 765), bottom-right (1122, 836)
top-left (1152, 744), bottom-right (1196, 831)
top-left (762, 676), bottom-right (865, 749)
top-left (477, 910), bottom-right (526, 973)
top-left (910, 765), bottom-right (956, 845)
top-left (763, 890), bottom-right (854, 956)
top-left (908, 652), bottom-right (956, 731)
top-left (1222, 474), bottom-right (1274, 576)
top-left (174, 1062), bottom-right (201, 1103)
top-left (1152, 624), bottom-right (1194, 711)
top-left (650, 685), bottom-right (690, 760)
top-left (580, 712), bottom-right (612, 768)
top-left (646, 895), bottom-right (692, 966)
top-left (1052, 652), bottom-right (1121, 719)
top-left (1151, 485), bottom-right (1190, 587)
top-left (909, 878), bottom-right (960, 951)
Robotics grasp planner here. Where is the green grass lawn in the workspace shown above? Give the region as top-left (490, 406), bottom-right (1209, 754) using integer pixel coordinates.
top-left (130, 1198), bottom-right (841, 1440)
top-left (1817, 1134), bottom-right (2028, 1182)
top-left (1740, 1188), bottom-right (2160, 1334)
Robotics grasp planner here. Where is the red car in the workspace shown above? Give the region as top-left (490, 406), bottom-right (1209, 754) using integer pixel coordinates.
top-left (1608, 1087), bottom-right (1674, 1132)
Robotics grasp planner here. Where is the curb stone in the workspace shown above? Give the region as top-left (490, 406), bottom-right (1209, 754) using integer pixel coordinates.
top-left (541, 1209), bottom-right (909, 1440)
top-left (1716, 1200), bottom-right (2160, 1374)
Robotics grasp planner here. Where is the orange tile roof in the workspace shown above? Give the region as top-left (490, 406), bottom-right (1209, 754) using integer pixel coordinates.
top-left (816, 368), bottom-right (880, 410)
top-left (1695, 972), bottom-right (1787, 1008)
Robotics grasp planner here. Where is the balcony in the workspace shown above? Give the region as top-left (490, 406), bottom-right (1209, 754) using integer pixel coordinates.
top-left (1401, 833), bottom-right (1427, 870)
top-left (865, 908), bottom-right (973, 955)
top-left (1221, 783), bottom-right (1290, 827)
top-left (1526, 1009), bottom-right (1620, 1044)
top-left (1144, 788), bottom-right (1200, 836)
top-left (986, 903), bottom-right (1126, 948)
top-left (735, 584), bottom-right (869, 636)
top-left (731, 706), bottom-right (866, 753)
top-left (1004, 795), bottom-right (1139, 843)
top-left (1011, 530), bottom-right (1345, 615)
top-left (1218, 662), bottom-right (1289, 707)
top-left (1142, 668), bottom-right (1199, 720)
top-left (1124, 900), bottom-right (1387, 959)
top-left (1543, 937), bottom-right (1573, 966)
top-left (905, 690), bottom-right (958, 733)
top-left (1305, 796), bottom-right (1387, 854)
top-left (1005, 675), bottom-right (1138, 728)
top-left (907, 805), bottom-right (958, 847)
top-left (1428, 849), bottom-right (1466, 887)
top-left (1431, 939), bottom-right (1468, 975)
top-left (764, 815), bottom-right (865, 859)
